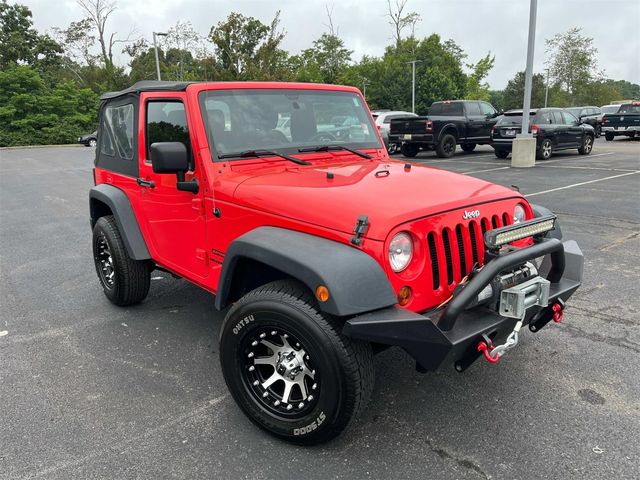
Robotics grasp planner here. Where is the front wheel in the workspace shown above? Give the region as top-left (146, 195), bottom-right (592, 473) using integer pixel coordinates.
top-left (605, 132), bottom-right (614, 141)
top-left (460, 143), bottom-right (476, 153)
top-left (578, 135), bottom-right (594, 155)
top-left (88, 138), bottom-right (97, 147)
top-left (92, 215), bottom-right (150, 306)
top-left (219, 280), bottom-right (374, 445)
top-left (595, 124), bottom-right (601, 138)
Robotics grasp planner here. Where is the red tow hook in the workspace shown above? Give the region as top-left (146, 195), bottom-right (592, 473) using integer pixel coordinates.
top-left (552, 302), bottom-right (564, 323)
top-left (477, 339), bottom-right (500, 364)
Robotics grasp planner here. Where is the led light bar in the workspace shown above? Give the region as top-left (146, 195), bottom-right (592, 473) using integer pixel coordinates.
top-left (484, 214), bottom-right (557, 249)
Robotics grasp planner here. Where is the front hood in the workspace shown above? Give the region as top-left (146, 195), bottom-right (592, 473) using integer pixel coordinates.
top-left (230, 157), bottom-right (523, 240)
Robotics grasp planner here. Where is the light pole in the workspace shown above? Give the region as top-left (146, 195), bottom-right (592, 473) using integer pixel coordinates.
top-left (153, 31), bottom-right (168, 81)
top-left (362, 77), bottom-right (370, 99)
top-left (512, 0), bottom-right (538, 168)
top-left (544, 68), bottom-right (550, 108)
top-left (407, 60), bottom-right (421, 113)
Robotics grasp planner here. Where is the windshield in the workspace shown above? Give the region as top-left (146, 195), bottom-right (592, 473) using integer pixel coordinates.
top-left (199, 89), bottom-right (381, 160)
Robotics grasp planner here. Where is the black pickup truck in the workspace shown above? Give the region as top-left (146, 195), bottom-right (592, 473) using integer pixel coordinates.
top-left (389, 100), bottom-right (501, 158)
top-left (601, 102), bottom-right (640, 140)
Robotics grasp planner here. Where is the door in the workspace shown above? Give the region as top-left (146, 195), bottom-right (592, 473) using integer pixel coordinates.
top-left (479, 102), bottom-right (498, 139)
top-left (465, 102), bottom-right (485, 140)
top-left (562, 111), bottom-right (583, 146)
top-left (136, 94), bottom-right (209, 279)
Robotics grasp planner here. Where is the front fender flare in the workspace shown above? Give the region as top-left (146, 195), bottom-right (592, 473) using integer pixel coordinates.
top-left (215, 227), bottom-right (397, 317)
top-left (89, 184), bottom-right (150, 260)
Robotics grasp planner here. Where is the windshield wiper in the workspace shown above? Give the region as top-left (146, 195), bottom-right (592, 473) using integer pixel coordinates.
top-left (218, 149), bottom-right (310, 165)
top-left (298, 145), bottom-right (372, 159)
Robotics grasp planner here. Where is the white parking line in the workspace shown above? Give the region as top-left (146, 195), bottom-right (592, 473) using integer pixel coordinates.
top-left (538, 165), bottom-right (637, 173)
top-left (462, 166), bottom-right (510, 175)
top-left (525, 171), bottom-right (640, 197)
top-left (542, 152), bottom-right (616, 164)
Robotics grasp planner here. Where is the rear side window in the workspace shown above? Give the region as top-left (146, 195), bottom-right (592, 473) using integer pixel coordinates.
top-left (535, 111), bottom-right (554, 124)
top-left (430, 102), bottom-right (464, 116)
top-left (102, 104), bottom-right (134, 159)
top-left (552, 111), bottom-right (564, 124)
top-left (465, 102), bottom-right (481, 116)
top-left (619, 104), bottom-right (640, 113)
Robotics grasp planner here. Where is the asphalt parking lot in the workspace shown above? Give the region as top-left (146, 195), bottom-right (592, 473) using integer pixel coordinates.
top-left (1, 137), bottom-right (639, 479)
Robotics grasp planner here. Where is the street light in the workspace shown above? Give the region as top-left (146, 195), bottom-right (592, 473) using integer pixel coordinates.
top-left (153, 31), bottom-right (168, 81)
top-left (362, 77), bottom-right (370, 99)
top-left (407, 60), bottom-right (421, 113)
top-left (544, 68), bottom-right (550, 108)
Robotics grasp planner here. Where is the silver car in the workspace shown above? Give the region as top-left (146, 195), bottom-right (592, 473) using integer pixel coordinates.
top-left (371, 110), bottom-right (418, 153)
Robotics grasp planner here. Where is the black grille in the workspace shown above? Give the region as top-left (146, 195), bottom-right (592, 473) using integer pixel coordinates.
top-left (427, 232), bottom-right (439, 289)
top-left (442, 229), bottom-right (454, 285)
top-left (469, 221), bottom-right (479, 265)
top-left (455, 225), bottom-right (466, 276)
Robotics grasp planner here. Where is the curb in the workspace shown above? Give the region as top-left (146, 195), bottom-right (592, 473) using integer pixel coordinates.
top-left (0, 144), bottom-right (85, 151)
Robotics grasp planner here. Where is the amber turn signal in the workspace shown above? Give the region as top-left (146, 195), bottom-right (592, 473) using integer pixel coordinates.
top-left (315, 285), bottom-right (330, 302)
top-left (397, 286), bottom-right (412, 306)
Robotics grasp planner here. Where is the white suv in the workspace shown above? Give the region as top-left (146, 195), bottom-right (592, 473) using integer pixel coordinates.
top-left (372, 110), bottom-right (417, 153)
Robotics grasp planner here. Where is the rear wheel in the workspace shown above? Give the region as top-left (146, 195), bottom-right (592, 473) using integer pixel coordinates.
top-left (605, 132), bottom-right (614, 141)
top-left (88, 138), bottom-right (97, 147)
top-left (400, 143), bottom-right (419, 158)
top-left (578, 135), bottom-right (594, 155)
top-left (460, 143), bottom-right (476, 153)
top-left (494, 149), bottom-right (509, 159)
top-left (595, 124), bottom-right (601, 138)
top-left (436, 134), bottom-right (457, 158)
top-left (92, 215), bottom-right (150, 306)
top-left (536, 138), bottom-right (553, 160)
top-left (219, 280), bottom-right (374, 445)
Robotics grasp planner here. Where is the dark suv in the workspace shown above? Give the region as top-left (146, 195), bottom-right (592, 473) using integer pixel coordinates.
top-left (566, 106), bottom-right (602, 137)
top-left (491, 108), bottom-right (595, 160)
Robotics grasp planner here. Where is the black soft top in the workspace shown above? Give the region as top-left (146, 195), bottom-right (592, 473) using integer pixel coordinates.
top-left (100, 81), bottom-right (195, 100)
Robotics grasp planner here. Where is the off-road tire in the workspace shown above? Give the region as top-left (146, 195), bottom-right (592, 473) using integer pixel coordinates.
top-left (92, 215), bottom-right (150, 306)
top-left (436, 133), bottom-right (457, 158)
top-left (400, 142), bottom-right (419, 157)
top-left (536, 138), bottom-right (553, 160)
top-left (605, 132), bottom-right (614, 141)
top-left (219, 280), bottom-right (374, 445)
top-left (494, 149), bottom-right (509, 159)
top-left (460, 143), bottom-right (476, 153)
top-left (578, 135), bottom-right (594, 155)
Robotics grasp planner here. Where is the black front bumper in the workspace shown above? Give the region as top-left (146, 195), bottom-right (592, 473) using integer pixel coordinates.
top-left (343, 239), bottom-right (583, 371)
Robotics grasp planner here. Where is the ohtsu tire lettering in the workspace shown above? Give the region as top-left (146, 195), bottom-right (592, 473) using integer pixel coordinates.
top-left (232, 315), bottom-right (254, 335)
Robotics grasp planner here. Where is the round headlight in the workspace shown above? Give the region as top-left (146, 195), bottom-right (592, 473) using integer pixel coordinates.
top-left (389, 232), bottom-right (413, 273)
top-left (514, 204), bottom-right (526, 224)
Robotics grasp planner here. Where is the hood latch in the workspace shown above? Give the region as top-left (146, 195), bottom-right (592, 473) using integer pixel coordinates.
top-left (351, 215), bottom-right (369, 246)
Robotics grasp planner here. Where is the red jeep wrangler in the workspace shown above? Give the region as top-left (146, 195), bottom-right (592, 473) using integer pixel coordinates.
top-left (90, 81), bottom-right (583, 444)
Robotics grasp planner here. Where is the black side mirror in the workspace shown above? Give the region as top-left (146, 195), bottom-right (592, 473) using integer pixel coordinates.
top-left (150, 142), bottom-right (189, 173)
top-left (150, 142), bottom-right (199, 194)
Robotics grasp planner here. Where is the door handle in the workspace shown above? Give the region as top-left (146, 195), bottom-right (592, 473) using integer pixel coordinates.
top-left (136, 178), bottom-right (155, 188)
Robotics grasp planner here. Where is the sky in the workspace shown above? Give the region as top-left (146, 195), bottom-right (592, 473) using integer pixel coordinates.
top-left (25, 0), bottom-right (640, 89)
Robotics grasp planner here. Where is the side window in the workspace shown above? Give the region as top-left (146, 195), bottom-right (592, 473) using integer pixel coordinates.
top-left (146, 100), bottom-right (192, 166)
top-left (466, 102), bottom-right (481, 116)
top-left (480, 102), bottom-right (496, 116)
top-left (536, 111), bottom-right (554, 124)
top-left (562, 111), bottom-right (578, 125)
top-left (552, 111), bottom-right (564, 124)
top-left (102, 103), bottom-right (134, 159)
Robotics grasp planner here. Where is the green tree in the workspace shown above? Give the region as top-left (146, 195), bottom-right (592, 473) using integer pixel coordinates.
top-left (501, 71), bottom-right (546, 110)
top-left (545, 27), bottom-right (601, 100)
top-left (292, 33), bottom-right (352, 84)
top-left (208, 11), bottom-right (288, 80)
top-left (464, 53), bottom-right (495, 101)
top-left (602, 79), bottom-right (640, 100)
